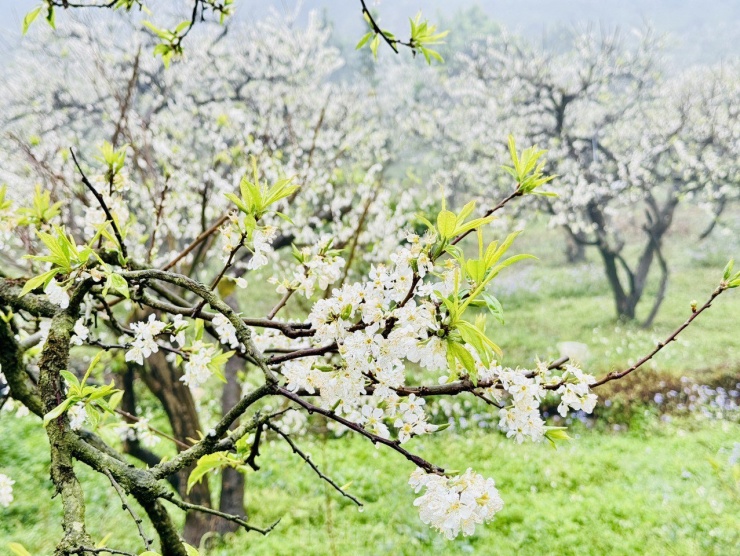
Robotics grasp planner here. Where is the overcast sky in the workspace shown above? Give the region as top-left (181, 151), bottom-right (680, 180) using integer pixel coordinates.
top-left (2, 0), bottom-right (738, 66)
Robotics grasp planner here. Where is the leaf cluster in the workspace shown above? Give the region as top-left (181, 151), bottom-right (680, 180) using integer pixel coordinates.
top-left (43, 352), bottom-right (122, 428)
top-left (503, 135), bottom-right (557, 196)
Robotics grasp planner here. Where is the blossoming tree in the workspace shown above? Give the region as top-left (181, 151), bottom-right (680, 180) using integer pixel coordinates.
top-left (0, 3), bottom-right (738, 556)
top-left (1, 8), bottom-right (426, 542)
top-left (402, 24), bottom-right (740, 324)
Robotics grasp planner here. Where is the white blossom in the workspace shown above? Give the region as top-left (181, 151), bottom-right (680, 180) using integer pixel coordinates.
top-left (0, 473), bottom-right (15, 508)
top-left (410, 468), bottom-right (504, 540)
top-left (44, 280), bottom-right (69, 309)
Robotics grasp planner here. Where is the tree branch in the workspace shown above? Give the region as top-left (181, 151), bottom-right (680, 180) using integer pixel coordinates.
top-left (268, 423), bottom-right (363, 507)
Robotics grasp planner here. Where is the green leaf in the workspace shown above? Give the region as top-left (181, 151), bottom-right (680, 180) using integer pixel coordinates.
top-left (447, 341), bottom-right (477, 384)
top-left (356, 31), bottom-right (373, 50)
top-left (46, 5), bottom-right (56, 29)
top-left (109, 273), bottom-right (130, 299)
top-left (481, 292), bottom-right (504, 324)
top-left (19, 268), bottom-right (59, 297)
top-left (9, 543), bottom-right (33, 556)
top-left (22, 6), bottom-right (41, 35)
top-left (183, 544), bottom-right (201, 556)
top-left (544, 427), bottom-right (572, 449)
top-left (723, 259), bottom-right (734, 281)
top-left (43, 398), bottom-right (75, 427)
top-left (370, 34), bottom-right (381, 59)
top-left (187, 452), bottom-right (240, 494)
top-left (60, 370), bottom-right (81, 391)
top-left (436, 210), bottom-right (457, 239)
top-left (142, 21), bottom-right (172, 41)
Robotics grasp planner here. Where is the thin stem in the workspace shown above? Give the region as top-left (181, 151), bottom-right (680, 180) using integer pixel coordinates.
top-left (70, 148), bottom-right (128, 261)
top-left (161, 213), bottom-right (229, 271)
top-left (267, 289), bottom-right (294, 320)
top-left (161, 493), bottom-right (280, 535)
top-left (279, 387), bottom-right (444, 475)
top-left (268, 423), bottom-right (363, 507)
top-left (103, 469), bottom-right (152, 551)
top-left (191, 233), bottom-right (245, 318)
top-left (591, 286), bottom-right (726, 387)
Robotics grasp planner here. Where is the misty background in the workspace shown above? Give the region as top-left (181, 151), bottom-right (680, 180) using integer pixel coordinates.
top-left (1, 0), bottom-right (739, 68)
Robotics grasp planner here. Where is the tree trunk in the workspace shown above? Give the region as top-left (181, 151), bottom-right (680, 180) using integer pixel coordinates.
top-left (564, 231), bottom-right (587, 263)
top-left (119, 366), bottom-right (180, 490)
top-left (216, 356), bottom-right (246, 534)
top-left (596, 247), bottom-right (635, 320)
top-left (140, 350), bottom-right (216, 544)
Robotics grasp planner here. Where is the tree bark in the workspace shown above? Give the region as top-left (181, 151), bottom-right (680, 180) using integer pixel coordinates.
top-left (216, 356), bottom-right (246, 534)
top-left (139, 350), bottom-right (216, 544)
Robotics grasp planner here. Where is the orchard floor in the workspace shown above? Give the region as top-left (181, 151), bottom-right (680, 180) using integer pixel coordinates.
top-left (2, 414), bottom-right (738, 556)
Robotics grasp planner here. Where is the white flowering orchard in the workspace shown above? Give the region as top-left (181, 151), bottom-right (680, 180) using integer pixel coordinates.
top-left (0, 2), bottom-right (738, 556)
top-left (1, 130), bottom-right (735, 556)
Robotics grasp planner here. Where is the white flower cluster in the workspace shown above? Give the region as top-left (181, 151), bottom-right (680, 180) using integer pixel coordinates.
top-left (0, 473), bottom-right (14, 508)
top-left (271, 236), bottom-right (346, 298)
top-left (180, 340), bottom-right (217, 388)
top-left (471, 361), bottom-right (597, 443)
top-left (409, 468), bottom-right (504, 540)
top-left (125, 314), bottom-right (167, 365)
top-left (248, 225), bottom-right (278, 270)
top-left (44, 279), bottom-right (69, 309)
top-left (283, 234), bottom-right (449, 443)
top-left (222, 217), bottom-right (279, 271)
top-left (495, 365), bottom-right (548, 443)
top-left (70, 317), bottom-right (89, 346)
top-left (67, 402), bottom-right (88, 431)
top-left (556, 364), bottom-right (598, 417)
top-left (212, 314), bottom-right (240, 350)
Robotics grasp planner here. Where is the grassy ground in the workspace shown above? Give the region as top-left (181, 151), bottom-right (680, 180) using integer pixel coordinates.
top-left (2, 415), bottom-right (739, 555)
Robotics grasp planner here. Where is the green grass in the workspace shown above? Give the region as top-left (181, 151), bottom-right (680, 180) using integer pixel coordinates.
top-left (2, 415), bottom-right (739, 555)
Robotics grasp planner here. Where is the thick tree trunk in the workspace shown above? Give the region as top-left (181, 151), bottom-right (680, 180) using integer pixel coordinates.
top-left (140, 350), bottom-right (215, 544)
top-left (216, 356), bottom-right (246, 534)
top-left (596, 247), bottom-right (635, 320)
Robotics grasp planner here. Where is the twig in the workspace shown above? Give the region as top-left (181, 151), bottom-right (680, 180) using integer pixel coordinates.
top-left (88, 338), bottom-right (189, 360)
top-left (146, 178), bottom-right (170, 263)
top-left (70, 148), bottom-right (128, 262)
top-left (69, 547), bottom-right (136, 556)
top-left (591, 285), bottom-right (726, 387)
top-left (472, 390), bottom-right (502, 409)
top-left (359, 0), bottom-right (399, 53)
top-left (103, 469), bottom-right (152, 551)
top-left (268, 423), bottom-right (363, 507)
top-left (267, 289), bottom-right (294, 320)
top-left (161, 213), bottom-right (229, 271)
top-left (451, 189), bottom-right (522, 246)
top-left (279, 387), bottom-right (445, 475)
top-left (244, 421), bottom-right (264, 471)
top-left (161, 493), bottom-right (280, 535)
top-left (191, 233), bottom-right (245, 318)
